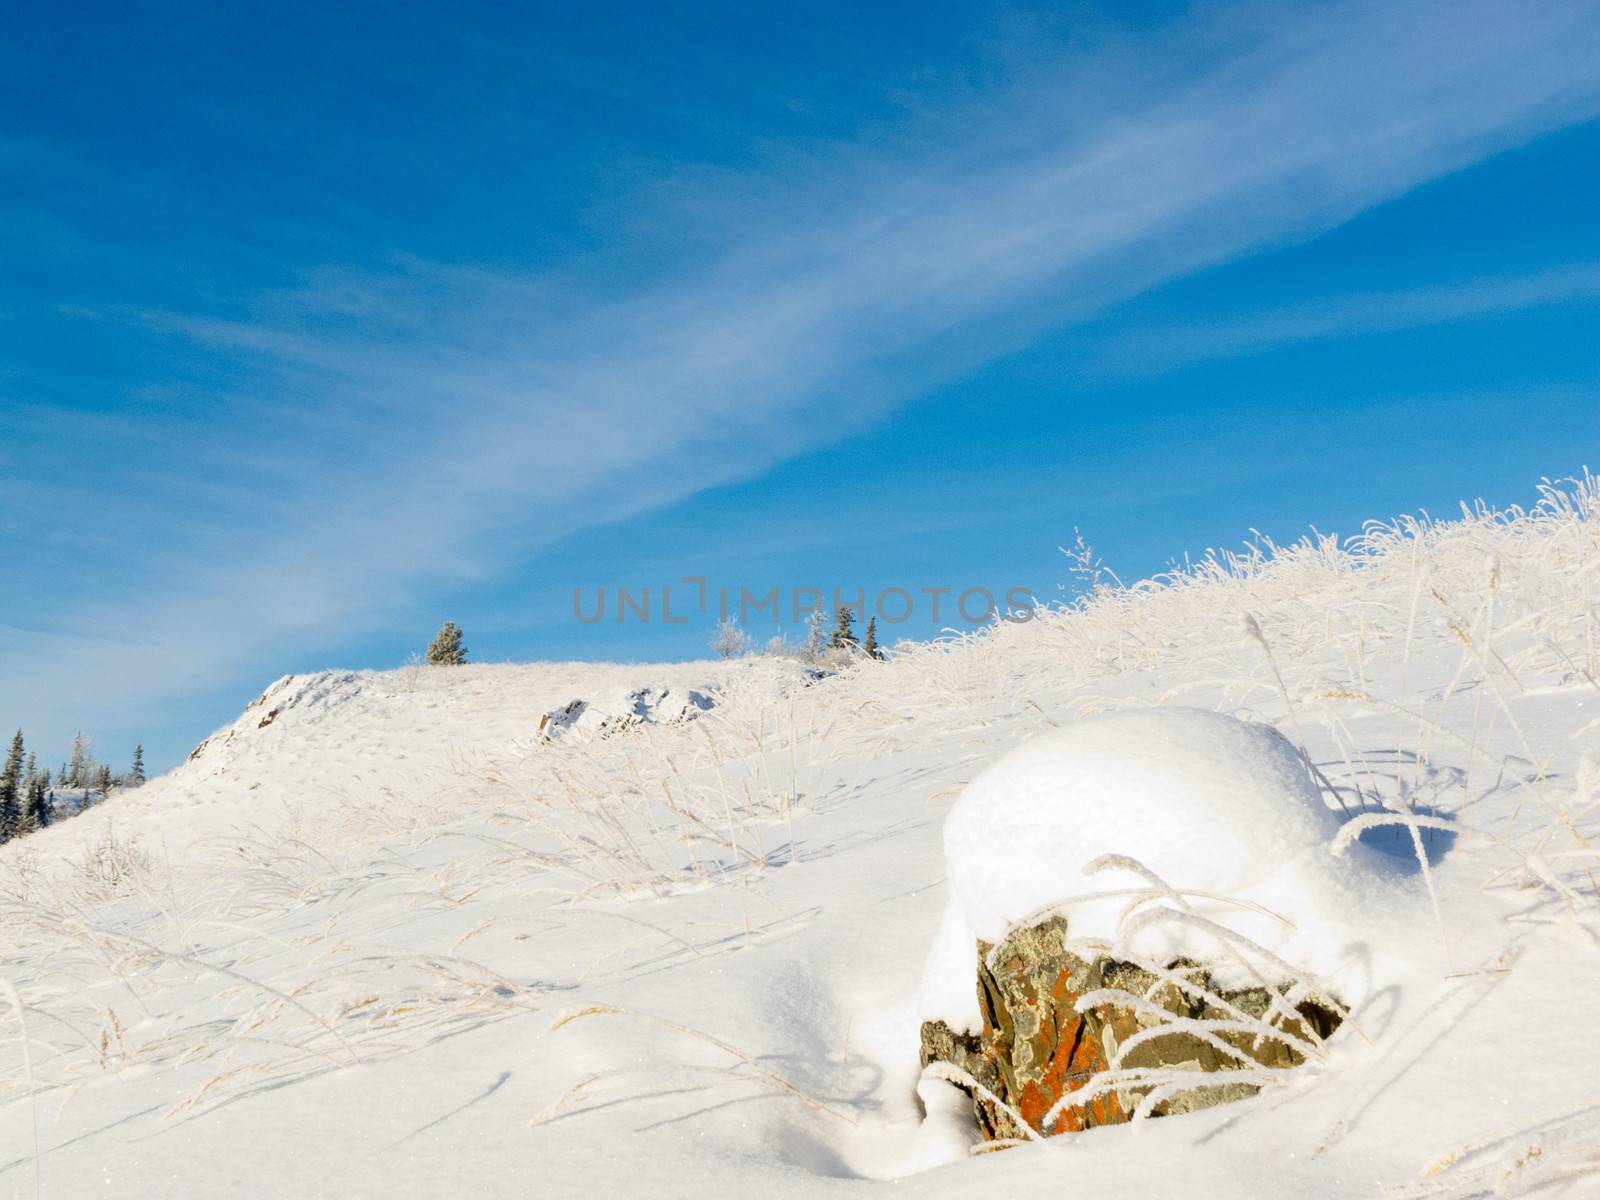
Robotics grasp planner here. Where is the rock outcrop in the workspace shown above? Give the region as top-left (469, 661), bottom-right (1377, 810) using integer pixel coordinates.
top-left (920, 915), bottom-right (1341, 1142)
top-left (536, 686), bottom-right (716, 743)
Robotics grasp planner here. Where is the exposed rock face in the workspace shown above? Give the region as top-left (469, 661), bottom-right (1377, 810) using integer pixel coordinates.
top-left (919, 915), bottom-right (1341, 1142)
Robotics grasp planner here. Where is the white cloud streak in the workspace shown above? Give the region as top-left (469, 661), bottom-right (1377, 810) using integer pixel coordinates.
top-left (1092, 263), bottom-right (1600, 374)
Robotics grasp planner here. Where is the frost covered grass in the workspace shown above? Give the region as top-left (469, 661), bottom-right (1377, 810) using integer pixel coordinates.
top-left (0, 661), bottom-right (842, 1120)
top-left (1, 473), bottom-right (1598, 1197)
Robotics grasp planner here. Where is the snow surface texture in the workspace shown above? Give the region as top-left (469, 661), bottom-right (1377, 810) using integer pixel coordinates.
top-left (921, 707), bottom-right (1407, 1033)
top-left (4, 475), bottom-right (1600, 1199)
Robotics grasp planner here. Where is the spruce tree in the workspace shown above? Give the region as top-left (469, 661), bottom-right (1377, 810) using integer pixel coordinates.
top-left (68, 731), bottom-right (91, 788)
top-left (17, 775), bottom-right (37, 836)
top-left (863, 617), bottom-right (883, 660)
top-left (16, 754), bottom-right (38, 838)
top-left (426, 620), bottom-right (468, 665)
top-left (28, 769), bottom-right (51, 830)
top-left (828, 605), bottom-right (857, 652)
top-left (129, 743), bottom-right (147, 786)
top-left (0, 730), bottom-right (23, 841)
top-left (94, 763), bottom-right (114, 801)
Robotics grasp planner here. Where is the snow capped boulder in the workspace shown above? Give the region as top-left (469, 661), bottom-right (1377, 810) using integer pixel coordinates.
top-left (918, 707), bottom-right (1385, 1141)
top-left (537, 685), bottom-right (715, 742)
top-left (923, 707), bottom-right (1378, 1017)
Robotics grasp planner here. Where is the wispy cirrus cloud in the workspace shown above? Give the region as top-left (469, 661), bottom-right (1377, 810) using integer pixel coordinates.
top-left (6, 0), bottom-right (1600, 759)
top-left (1092, 262), bottom-right (1600, 374)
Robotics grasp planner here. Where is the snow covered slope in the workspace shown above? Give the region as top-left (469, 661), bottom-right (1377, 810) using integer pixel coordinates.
top-left (4, 478), bottom-right (1600, 1199)
top-left (34, 659), bottom-right (770, 863)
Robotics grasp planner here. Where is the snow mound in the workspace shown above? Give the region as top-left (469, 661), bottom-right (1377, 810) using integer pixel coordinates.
top-left (921, 706), bottom-right (1394, 1032)
top-left (537, 685), bottom-right (715, 742)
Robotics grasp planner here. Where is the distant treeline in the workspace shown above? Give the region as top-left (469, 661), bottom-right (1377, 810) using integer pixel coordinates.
top-left (0, 730), bottom-right (145, 846)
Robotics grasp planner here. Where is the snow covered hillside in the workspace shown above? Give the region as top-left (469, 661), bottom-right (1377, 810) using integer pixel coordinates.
top-left (4, 477), bottom-right (1600, 1199)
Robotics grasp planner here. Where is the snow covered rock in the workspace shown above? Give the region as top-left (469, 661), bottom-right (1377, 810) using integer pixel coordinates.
top-left (918, 706), bottom-right (1380, 1139)
top-left (186, 672), bottom-right (362, 763)
top-left (536, 685), bottom-right (716, 742)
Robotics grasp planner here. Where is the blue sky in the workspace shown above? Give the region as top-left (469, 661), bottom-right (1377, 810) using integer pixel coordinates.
top-left (4, 0), bottom-right (1600, 771)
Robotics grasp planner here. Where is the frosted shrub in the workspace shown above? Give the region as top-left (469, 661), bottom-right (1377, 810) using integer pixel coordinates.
top-left (76, 821), bottom-right (155, 900)
top-left (710, 617), bottom-right (752, 659)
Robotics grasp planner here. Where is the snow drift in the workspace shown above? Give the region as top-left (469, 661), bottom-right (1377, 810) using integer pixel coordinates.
top-left (921, 707), bottom-right (1401, 1033)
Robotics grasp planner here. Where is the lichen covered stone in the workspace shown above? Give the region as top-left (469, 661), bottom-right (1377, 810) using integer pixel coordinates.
top-left (919, 914), bottom-right (1341, 1142)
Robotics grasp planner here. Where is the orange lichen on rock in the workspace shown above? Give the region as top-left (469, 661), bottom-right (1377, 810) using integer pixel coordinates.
top-left (919, 914), bottom-right (1340, 1144)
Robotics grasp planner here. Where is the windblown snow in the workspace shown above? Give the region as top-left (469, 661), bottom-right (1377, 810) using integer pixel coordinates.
top-left (4, 479), bottom-right (1600, 1200)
